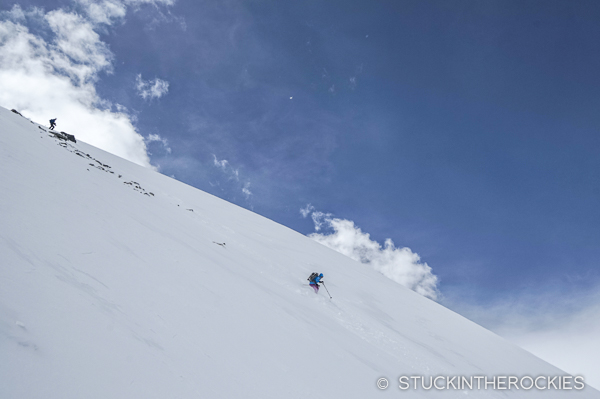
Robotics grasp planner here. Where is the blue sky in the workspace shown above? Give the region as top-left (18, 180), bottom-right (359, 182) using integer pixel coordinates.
top-left (116, 0), bottom-right (600, 300)
top-left (1, 0), bottom-right (599, 383)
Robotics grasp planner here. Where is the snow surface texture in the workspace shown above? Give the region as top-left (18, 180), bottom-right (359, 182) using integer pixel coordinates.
top-left (0, 106), bottom-right (597, 398)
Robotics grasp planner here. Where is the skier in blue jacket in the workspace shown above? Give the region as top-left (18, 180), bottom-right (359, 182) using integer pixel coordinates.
top-left (309, 273), bottom-right (324, 293)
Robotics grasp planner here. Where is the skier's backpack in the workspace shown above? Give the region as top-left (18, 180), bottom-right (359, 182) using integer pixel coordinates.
top-left (308, 272), bottom-right (318, 283)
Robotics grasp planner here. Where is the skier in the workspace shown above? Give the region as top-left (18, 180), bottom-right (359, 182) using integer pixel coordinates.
top-left (49, 118), bottom-right (57, 130)
top-left (308, 272), bottom-right (324, 293)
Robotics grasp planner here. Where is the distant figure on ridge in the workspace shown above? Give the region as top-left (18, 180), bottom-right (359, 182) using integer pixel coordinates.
top-left (49, 118), bottom-right (57, 130)
top-left (307, 272), bottom-right (324, 293)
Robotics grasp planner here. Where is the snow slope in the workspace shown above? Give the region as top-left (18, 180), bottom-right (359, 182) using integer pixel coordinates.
top-left (0, 106), bottom-right (597, 398)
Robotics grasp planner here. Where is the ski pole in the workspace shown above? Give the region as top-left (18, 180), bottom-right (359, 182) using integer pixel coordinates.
top-left (322, 282), bottom-right (332, 299)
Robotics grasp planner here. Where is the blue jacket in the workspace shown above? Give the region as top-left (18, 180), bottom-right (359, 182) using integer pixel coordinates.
top-left (311, 275), bottom-right (322, 285)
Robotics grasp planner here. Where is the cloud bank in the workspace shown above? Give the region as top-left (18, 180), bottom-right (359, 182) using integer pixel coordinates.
top-left (449, 291), bottom-right (600, 390)
top-left (507, 307), bottom-right (600, 390)
top-left (0, 1), bottom-right (173, 167)
top-left (304, 208), bottom-right (439, 300)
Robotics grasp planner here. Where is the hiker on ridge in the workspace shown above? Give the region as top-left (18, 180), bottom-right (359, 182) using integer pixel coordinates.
top-left (49, 118), bottom-right (57, 130)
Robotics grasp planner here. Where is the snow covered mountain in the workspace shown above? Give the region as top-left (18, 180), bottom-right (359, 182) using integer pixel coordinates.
top-left (0, 105), bottom-right (597, 399)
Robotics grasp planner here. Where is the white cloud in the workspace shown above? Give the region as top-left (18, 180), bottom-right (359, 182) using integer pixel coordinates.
top-left (45, 10), bottom-right (113, 84)
top-left (349, 76), bottom-right (357, 90)
top-left (0, 1), bottom-right (175, 168)
top-left (212, 154), bottom-right (240, 180)
top-left (75, 0), bottom-right (175, 25)
top-left (2, 4), bottom-right (30, 21)
top-left (211, 154), bottom-right (253, 203)
top-left (310, 211), bottom-right (332, 232)
top-left (306, 210), bottom-right (439, 300)
top-left (75, 0), bottom-right (127, 25)
top-left (242, 182), bottom-right (252, 198)
top-left (135, 74), bottom-right (170, 100)
top-left (212, 154), bottom-right (230, 171)
top-left (146, 133), bottom-right (171, 153)
top-left (300, 203), bottom-right (315, 218)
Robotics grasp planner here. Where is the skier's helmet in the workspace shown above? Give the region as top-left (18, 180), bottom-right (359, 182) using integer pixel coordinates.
top-left (319, 273), bottom-right (323, 277)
